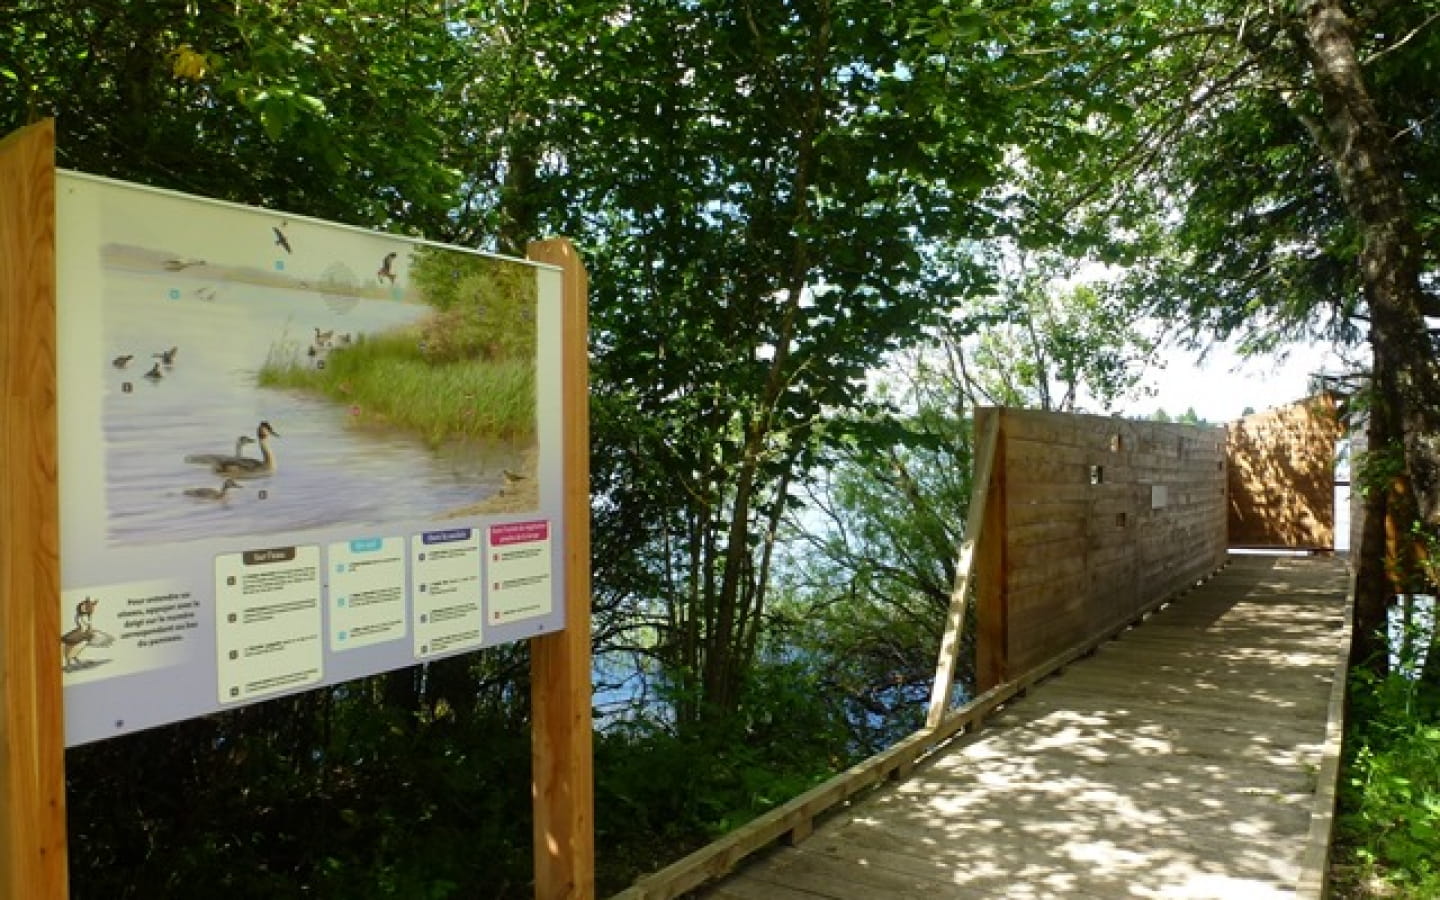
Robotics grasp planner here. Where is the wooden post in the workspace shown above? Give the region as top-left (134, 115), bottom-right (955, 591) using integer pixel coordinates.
top-left (0, 120), bottom-right (68, 899)
top-left (925, 412), bottom-right (999, 728)
top-left (974, 408), bottom-right (1008, 692)
top-left (526, 238), bottom-right (593, 900)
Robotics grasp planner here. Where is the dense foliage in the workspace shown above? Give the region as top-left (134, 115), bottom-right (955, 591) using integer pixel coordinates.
top-left (3, 0), bottom-right (1438, 896)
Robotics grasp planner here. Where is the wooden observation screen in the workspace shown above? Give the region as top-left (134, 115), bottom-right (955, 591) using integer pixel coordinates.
top-left (1226, 395), bottom-right (1342, 551)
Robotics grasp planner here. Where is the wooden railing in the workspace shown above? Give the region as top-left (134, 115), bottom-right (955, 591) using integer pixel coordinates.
top-left (610, 407), bottom-right (1233, 900)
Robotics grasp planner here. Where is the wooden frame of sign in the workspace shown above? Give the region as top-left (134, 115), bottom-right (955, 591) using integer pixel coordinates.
top-left (0, 121), bottom-right (594, 900)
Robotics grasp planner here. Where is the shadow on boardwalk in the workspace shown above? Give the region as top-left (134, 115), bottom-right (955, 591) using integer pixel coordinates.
top-left (703, 554), bottom-right (1350, 900)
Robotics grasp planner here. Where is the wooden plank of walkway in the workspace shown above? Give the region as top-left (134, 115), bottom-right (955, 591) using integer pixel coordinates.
top-left (699, 554), bottom-right (1349, 900)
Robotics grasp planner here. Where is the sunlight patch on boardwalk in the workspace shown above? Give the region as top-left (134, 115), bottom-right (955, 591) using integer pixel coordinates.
top-left (702, 554), bottom-right (1349, 900)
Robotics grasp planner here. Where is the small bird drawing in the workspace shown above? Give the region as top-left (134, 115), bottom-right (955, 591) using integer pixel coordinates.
top-left (154, 346), bottom-right (178, 365)
top-left (377, 252), bottom-right (398, 284)
top-left (272, 226), bottom-right (292, 254)
top-left (184, 478), bottom-right (244, 500)
top-left (143, 363), bottom-right (164, 381)
top-left (112, 355), bottom-right (133, 368)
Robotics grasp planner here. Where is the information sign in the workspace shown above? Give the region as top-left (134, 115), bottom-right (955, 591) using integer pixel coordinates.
top-left (55, 172), bottom-right (567, 746)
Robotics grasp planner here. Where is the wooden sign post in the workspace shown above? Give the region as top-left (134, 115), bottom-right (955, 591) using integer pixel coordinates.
top-left (0, 120), bottom-right (69, 899)
top-left (526, 239), bottom-right (594, 900)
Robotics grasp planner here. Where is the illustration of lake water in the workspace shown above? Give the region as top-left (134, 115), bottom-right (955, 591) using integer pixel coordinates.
top-left (100, 269), bottom-right (524, 546)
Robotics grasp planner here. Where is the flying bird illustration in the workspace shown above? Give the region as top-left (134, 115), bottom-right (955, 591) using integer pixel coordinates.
top-left (377, 252), bottom-right (397, 284)
top-left (272, 226), bottom-right (292, 254)
top-left (112, 355), bottom-right (133, 368)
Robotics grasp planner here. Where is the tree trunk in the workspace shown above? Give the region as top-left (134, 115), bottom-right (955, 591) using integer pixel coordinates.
top-left (1297, 0), bottom-right (1440, 671)
top-left (496, 134), bottom-right (537, 257)
top-left (1298, 0), bottom-right (1440, 519)
top-left (1352, 405), bottom-right (1394, 674)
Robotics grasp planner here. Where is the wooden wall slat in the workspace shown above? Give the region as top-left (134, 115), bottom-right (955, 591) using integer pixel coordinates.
top-left (975, 409), bottom-right (1008, 691)
top-left (977, 406), bottom-right (1228, 686)
top-left (1226, 395), bottom-right (1341, 550)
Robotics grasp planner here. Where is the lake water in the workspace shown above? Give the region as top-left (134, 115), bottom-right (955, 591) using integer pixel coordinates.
top-left (101, 270), bottom-right (526, 546)
top-left (1389, 594), bottom-right (1437, 674)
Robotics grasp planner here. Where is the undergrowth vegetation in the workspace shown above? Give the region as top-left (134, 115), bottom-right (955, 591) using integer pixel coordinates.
top-left (1334, 650), bottom-right (1440, 897)
top-left (66, 652), bottom-right (862, 898)
top-left (594, 656), bottom-right (859, 889)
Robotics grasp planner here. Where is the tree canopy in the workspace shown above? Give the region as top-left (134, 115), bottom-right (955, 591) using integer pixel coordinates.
top-left (4, 0), bottom-right (1439, 894)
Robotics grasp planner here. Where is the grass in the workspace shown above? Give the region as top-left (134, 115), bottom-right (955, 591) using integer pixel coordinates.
top-left (258, 328), bottom-right (535, 447)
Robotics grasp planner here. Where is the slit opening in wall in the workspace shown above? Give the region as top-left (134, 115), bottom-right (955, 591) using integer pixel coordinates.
top-left (1110, 434), bottom-right (1123, 452)
top-left (1089, 465), bottom-right (1104, 485)
top-left (1116, 512), bottom-right (1128, 528)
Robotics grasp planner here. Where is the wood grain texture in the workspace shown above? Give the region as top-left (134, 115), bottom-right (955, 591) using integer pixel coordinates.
top-left (610, 563), bottom-right (1236, 900)
top-left (527, 239), bottom-right (594, 900)
top-left (0, 120), bottom-right (67, 900)
top-left (975, 408), bottom-right (1008, 691)
top-left (926, 413), bottom-right (998, 727)
top-left (0, 120), bottom-right (66, 898)
top-left (1226, 395), bottom-right (1342, 550)
top-left (1295, 566), bottom-right (1356, 899)
top-left (980, 407), bottom-right (1228, 682)
top-left (693, 555), bottom-right (1349, 900)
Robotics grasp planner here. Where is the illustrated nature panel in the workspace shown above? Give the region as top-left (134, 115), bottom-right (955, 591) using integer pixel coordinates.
top-left (56, 172), bottom-right (567, 746)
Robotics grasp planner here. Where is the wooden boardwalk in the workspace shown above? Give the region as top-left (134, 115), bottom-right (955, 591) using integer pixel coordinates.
top-left (699, 554), bottom-right (1350, 899)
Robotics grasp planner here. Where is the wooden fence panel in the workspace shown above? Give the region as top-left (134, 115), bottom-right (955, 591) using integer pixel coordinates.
top-left (1226, 395), bottom-right (1342, 550)
top-left (975, 407), bottom-right (1228, 689)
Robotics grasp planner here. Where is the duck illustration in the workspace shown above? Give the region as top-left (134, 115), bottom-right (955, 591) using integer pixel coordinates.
top-left (112, 354), bottom-right (133, 368)
top-left (214, 421), bottom-right (279, 478)
top-left (272, 226), bottom-right (292, 254)
top-left (154, 346), bottom-right (178, 365)
top-left (74, 596), bottom-right (98, 630)
top-left (377, 252), bottom-right (397, 284)
top-left (313, 327), bottom-right (334, 347)
top-left (184, 477), bottom-right (244, 500)
top-left (143, 363), bottom-right (164, 381)
top-left (185, 435), bottom-right (256, 467)
top-left (61, 597), bottom-right (98, 669)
